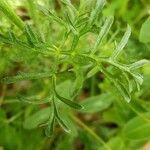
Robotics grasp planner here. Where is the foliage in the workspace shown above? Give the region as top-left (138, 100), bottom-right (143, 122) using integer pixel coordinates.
top-left (0, 0), bottom-right (150, 149)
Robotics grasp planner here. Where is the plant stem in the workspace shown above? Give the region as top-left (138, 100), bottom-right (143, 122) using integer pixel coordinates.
top-left (0, 85), bottom-right (7, 107)
top-left (91, 76), bottom-right (96, 96)
top-left (0, 0), bottom-right (24, 30)
top-left (70, 114), bottom-right (111, 150)
top-left (6, 111), bottom-right (23, 124)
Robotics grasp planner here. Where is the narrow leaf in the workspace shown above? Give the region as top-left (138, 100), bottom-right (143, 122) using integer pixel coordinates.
top-left (92, 16), bottom-right (114, 54)
top-left (56, 115), bottom-right (70, 133)
top-left (65, 13), bottom-right (78, 35)
top-left (87, 66), bottom-right (99, 78)
top-left (129, 59), bottom-right (149, 70)
top-left (52, 98), bottom-right (70, 133)
top-left (45, 116), bottom-right (55, 137)
top-left (55, 93), bottom-right (82, 109)
top-left (112, 25), bottom-right (131, 60)
top-left (39, 6), bottom-right (67, 28)
top-left (89, 0), bottom-right (106, 25)
top-left (1, 72), bottom-right (53, 84)
top-left (61, 0), bottom-right (77, 14)
top-left (24, 24), bottom-right (39, 45)
top-left (8, 31), bottom-right (18, 42)
top-left (17, 94), bottom-right (51, 104)
top-left (114, 79), bottom-right (131, 103)
top-left (130, 72), bottom-right (143, 85)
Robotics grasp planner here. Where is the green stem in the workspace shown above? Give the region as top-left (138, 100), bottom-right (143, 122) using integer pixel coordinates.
top-left (70, 114), bottom-right (111, 150)
top-left (91, 76), bottom-right (96, 96)
top-left (6, 111), bottom-right (23, 124)
top-left (0, 0), bottom-right (24, 30)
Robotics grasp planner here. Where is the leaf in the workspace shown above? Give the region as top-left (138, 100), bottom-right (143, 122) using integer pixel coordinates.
top-left (114, 79), bottom-right (131, 103)
top-left (102, 67), bottom-right (131, 102)
top-left (65, 13), bottom-right (78, 35)
top-left (0, 34), bottom-right (12, 44)
top-left (8, 31), bottom-right (18, 42)
top-left (61, 0), bottom-right (77, 22)
top-left (56, 115), bottom-right (70, 133)
top-left (61, 0), bottom-right (77, 14)
top-left (55, 93), bottom-right (83, 110)
top-left (102, 136), bottom-right (126, 150)
top-left (129, 59), bottom-right (149, 70)
top-left (80, 93), bottom-right (113, 113)
top-left (122, 72), bottom-right (133, 93)
top-left (112, 25), bottom-right (131, 60)
top-left (1, 71), bottom-right (53, 84)
top-left (70, 67), bottom-right (84, 97)
top-left (39, 6), bottom-right (67, 28)
top-left (123, 113), bottom-right (150, 141)
top-left (89, 0), bottom-right (106, 25)
top-left (130, 72), bottom-right (143, 85)
top-left (87, 66), bottom-right (99, 78)
top-left (92, 16), bottom-right (114, 53)
top-left (45, 116), bottom-right (55, 137)
top-left (59, 111), bottom-right (78, 137)
top-left (17, 94), bottom-right (51, 104)
top-left (23, 108), bottom-right (50, 129)
top-left (53, 99), bottom-right (70, 133)
top-left (0, 0), bottom-right (24, 30)
top-left (139, 17), bottom-right (150, 43)
top-left (24, 24), bottom-right (39, 45)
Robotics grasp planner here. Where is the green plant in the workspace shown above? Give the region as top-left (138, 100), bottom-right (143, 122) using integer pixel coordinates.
top-left (0, 0), bottom-right (149, 141)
